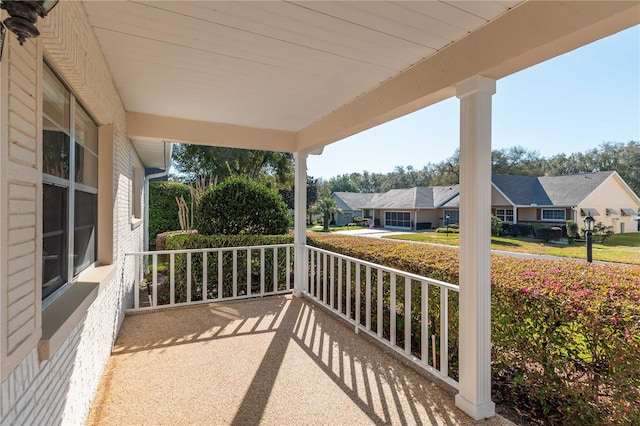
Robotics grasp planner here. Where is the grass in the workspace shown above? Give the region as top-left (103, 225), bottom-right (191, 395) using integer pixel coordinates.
top-left (385, 231), bottom-right (640, 265)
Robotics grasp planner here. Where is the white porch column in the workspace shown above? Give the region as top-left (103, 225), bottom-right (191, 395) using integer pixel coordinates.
top-left (293, 152), bottom-right (308, 296)
top-left (455, 76), bottom-right (496, 420)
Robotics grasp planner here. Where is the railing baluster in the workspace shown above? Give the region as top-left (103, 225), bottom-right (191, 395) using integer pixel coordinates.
top-left (260, 248), bottom-right (265, 295)
top-left (273, 248), bottom-right (278, 293)
top-left (203, 251), bottom-right (208, 302)
top-left (338, 257), bottom-right (343, 313)
top-left (322, 253), bottom-right (327, 303)
top-left (377, 268), bottom-right (383, 338)
top-left (247, 249), bottom-right (252, 296)
top-left (330, 255), bottom-right (335, 309)
top-left (440, 287), bottom-right (449, 378)
top-left (346, 260), bottom-right (351, 320)
top-left (390, 272), bottom-right (396, 346)
top-left (170, 253), bottom-right (175, 305)
top-left (187, 252), bottom-right (192, 303)
top-left (233, 249), bottom-right (238, 297)
top-left (152, 253), bottom-right (158, 308)
top-left (314, 250), bottom-right (319, 299)
top-left (134, 255), bottom-right (140, 309)
top-left (286, 246), bottom-right (290, 290)
top-left (355, 263), bottom-right (361, 327)
top-left (405, 278), bottom-right (411, 356)
top-left (309, 249), bottom-right (316, 297)
top-left (421, 281), bottom-right (428, 367)
top-left (217, 250), bottom-right (223, 300)
top-left (366, 266), bottom-right (371, 331)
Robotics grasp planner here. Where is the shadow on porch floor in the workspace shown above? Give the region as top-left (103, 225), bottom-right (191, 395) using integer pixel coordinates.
top-left (87, 295), bottom-right (513, 425)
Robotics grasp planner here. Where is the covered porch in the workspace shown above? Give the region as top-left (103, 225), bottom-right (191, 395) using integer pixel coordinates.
top-left (87, 295), bottom-right (513, 425)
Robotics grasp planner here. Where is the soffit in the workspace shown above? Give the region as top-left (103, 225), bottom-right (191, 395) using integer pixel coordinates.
top-left (83, 1), bottom-right (520, 132)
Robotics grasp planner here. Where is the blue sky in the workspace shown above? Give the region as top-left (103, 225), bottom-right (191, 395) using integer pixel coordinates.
top-left (307, 25), bottom-right (640, 180)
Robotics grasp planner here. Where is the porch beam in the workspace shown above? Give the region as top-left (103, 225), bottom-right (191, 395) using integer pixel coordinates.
top-left (293, 152), bottom-right (308, 296)
top-left (455, 76), bottom-right (496, 420)
top-left (297, 1), bottom-right (639, 152)
top-left (126, 112), bottom-right (297, 152)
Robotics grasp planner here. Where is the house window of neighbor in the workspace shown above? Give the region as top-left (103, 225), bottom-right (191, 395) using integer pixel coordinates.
top-left (42, 63), bottom-right (98, 302)
top-left (542, 209), bottom-right (565, 221)
top-left (385, 211), bottom-right (411, 228)
top-left (443, 210), bottom-right (460, 225)
top-left (496, 209), bottom-right (514, 223)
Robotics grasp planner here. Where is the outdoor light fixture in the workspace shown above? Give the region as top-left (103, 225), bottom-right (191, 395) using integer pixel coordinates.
top-left (0, 0), bottom-right (58, 60)
top-left (584, 215), bottom-right (595, 263)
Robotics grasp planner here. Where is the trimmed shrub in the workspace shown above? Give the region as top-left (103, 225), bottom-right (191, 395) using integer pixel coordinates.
top-left (566, 220), bottom-right (580, 240)
top-left (436, 227), bottom-right (459, 233)
top-left (491, 215), bottom-right (503, 237)
top-left (197, 177), bottom-right (290, 235)
top-left (149, 181), bottom-right (192, 249)
top-left (307, 232), bottom-right (640, 425)
top-left (536, 226), bottom-right (563, 243)
top-left (502, 223), bottom-right (534, 237)
top-left (164, 233), bottom-right (294, 302)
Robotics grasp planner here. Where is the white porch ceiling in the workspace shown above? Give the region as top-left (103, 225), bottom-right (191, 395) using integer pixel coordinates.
top-left (82, 1), bottom-right (639, 154)
top-left (84, 1), bottom-right (519, 128)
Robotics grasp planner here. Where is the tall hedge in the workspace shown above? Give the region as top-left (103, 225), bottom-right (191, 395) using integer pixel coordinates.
top-left (149, 181), bottom-right (191, 249)
top-left (307, 232), bottom-right (640, 425)
top-left (197, 176), bottom-right (289, 235)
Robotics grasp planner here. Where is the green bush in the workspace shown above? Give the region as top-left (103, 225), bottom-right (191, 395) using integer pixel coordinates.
top-left (566, 220), bottom-right (580, 240)
top-left (435, 227), bottom-right (459, 233)
top-left (197, 177), bottom-right (290, 235)
top-left (164, 233), bottom-right (295, 302)
top-left (536, 226), bottom-right (563, 243)
top-left (308, 232), bottom-right (640, 425)
top-left (491, 215), bottom-right (503, 237)
top-left (149, 181), bottom-right (192, 249)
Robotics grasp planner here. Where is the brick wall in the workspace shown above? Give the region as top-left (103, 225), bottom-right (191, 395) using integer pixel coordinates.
top-left (1, 1), bottom-right (143, 424)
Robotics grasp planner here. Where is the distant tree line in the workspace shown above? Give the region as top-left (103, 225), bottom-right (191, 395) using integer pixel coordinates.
top-left (320, 141), bottom-right (640, 196)
top-left (169, 141), bottom-right (639, 202)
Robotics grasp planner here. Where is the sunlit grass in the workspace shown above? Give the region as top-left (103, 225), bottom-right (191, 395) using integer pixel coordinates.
top-left (385, 232), bottom-right (640, 265)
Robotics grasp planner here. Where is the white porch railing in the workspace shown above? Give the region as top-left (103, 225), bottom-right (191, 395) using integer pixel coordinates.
top-left (126, 244), bottom-right (295, 311)
top-left (305, 246), bottom-right (460, 389)
top-left (125, 243), bottom-right (460, 388)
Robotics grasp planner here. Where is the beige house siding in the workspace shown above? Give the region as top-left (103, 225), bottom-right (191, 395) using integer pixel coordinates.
top-left (1, 23), bottom-right (43, 381)
top-left (578, 175), bottom-right (640, 233)
top-left (416, 210), bottom-right (440, 229)
top-left (1, 2), bottom-right (144, 424)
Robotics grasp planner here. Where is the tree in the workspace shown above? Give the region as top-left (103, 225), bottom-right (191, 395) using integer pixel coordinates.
top-left (310, 197), bottom-right (342, 231)
top-left (172, 144), bottom-right (294, 189)
top-left (197, 177), bottom-right (290, 235)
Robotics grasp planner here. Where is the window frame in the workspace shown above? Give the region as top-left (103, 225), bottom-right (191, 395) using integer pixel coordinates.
top-left (42, 62), bottom-right (99, 305)
top-left (495, 208), bottom-right (514, 223)
top-left (541, 208), bottom-right (566, 222)
top-left (384, 211), bottom-right (411, 228)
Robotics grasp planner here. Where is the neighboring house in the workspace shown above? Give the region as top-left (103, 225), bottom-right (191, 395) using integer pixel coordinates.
top-left (331, 192), bottom-right (381, 226)
top-left (347, 171), bottom-right (640, 232)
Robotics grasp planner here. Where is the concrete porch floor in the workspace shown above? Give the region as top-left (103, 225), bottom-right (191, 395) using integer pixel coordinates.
top-left (87, 295), bottom-right (513, 425)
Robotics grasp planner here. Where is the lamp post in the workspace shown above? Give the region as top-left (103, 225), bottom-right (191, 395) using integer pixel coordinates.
top-left (584, 215), bottom-right (595, 263)
top-left (445, 214), bottom-right (450, 237)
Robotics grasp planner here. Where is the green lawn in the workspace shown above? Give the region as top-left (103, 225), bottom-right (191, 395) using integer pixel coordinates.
top-left (385, 232), bottom-right (640, 265)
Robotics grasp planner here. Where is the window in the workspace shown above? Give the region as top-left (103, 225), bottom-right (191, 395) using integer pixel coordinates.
top-left (384, 211), bottom-right (411, 228)
top-left (42, 63), bottom-right (98, 300)
top-left (496, 209), bottom-right (514, 223)
top-left (542, 209), bottom-right (565, 221)
top-left (443, 210), bottom-right (459, 225)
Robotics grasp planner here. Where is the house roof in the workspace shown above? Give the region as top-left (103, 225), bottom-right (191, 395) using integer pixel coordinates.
top-left (357, 185), bottom-right (459, 209)
top-left (332, 192), bottom-right (380, 211)
top-left (337, 171), bottom-right (636, 210)
top-left (492, 171), bottom-right (615, 206)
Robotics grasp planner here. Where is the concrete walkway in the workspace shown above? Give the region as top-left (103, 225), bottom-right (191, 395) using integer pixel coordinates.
top-left (87, 295), bottom-right (513, 426)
